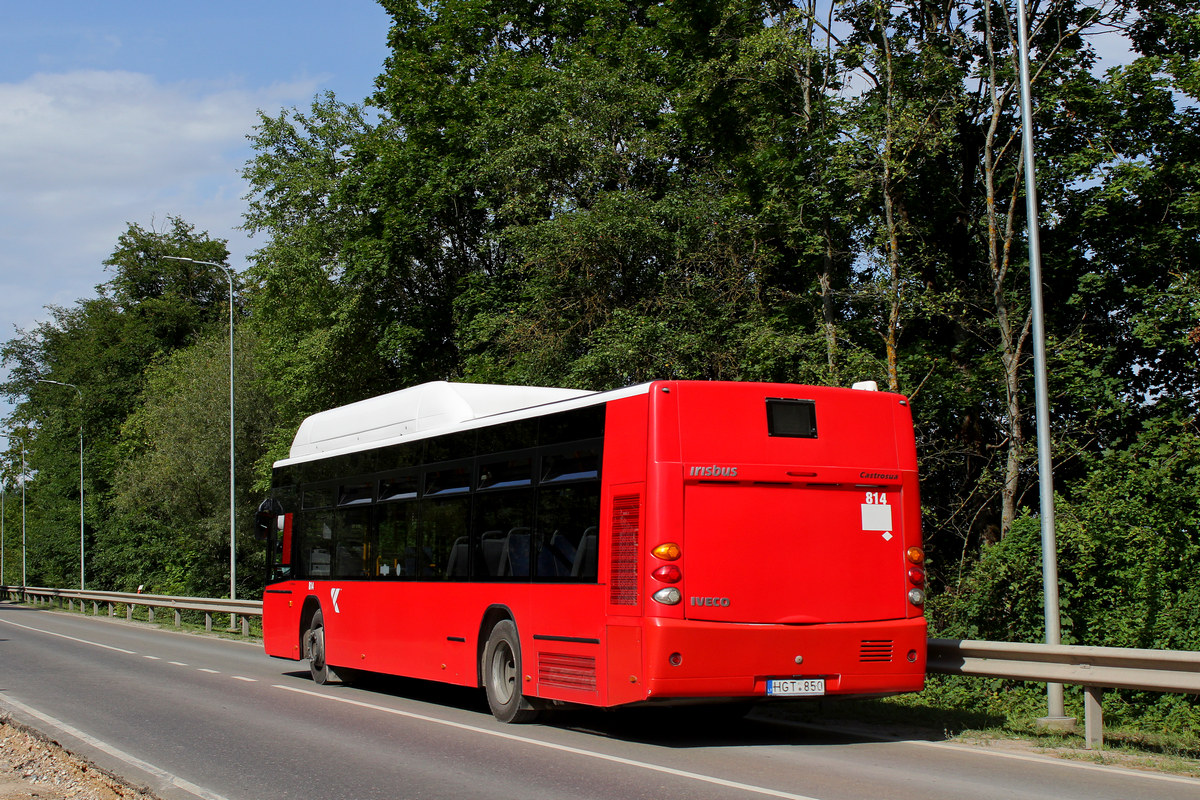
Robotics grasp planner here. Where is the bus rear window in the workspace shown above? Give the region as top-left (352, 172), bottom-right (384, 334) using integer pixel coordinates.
top-left (766, 398), bottom-right (818, 438)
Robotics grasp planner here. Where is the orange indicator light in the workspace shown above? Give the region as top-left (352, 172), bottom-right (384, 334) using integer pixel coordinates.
top-left (653, 542), bottom-right (681, 561)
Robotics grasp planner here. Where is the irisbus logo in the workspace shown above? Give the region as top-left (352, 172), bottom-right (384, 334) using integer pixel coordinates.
top-left (690, 465), bottom-right (739, 478)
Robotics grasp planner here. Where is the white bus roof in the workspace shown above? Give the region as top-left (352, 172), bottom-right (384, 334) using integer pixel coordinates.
top-left (282, 381), bottom-right (630, 466)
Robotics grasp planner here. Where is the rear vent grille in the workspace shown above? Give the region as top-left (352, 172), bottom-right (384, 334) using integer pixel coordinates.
top-left (610, 494), bottom-right (641, 606)
top-left (538, 653), bottom-right (597, 692)
top-left (860, 640), bottom-right (894, 662)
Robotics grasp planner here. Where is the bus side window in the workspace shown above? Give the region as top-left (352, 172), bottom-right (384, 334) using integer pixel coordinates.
top-left (294, 512), bottom-right (334, 578)
top-left (535, 483), bottom-right (601, 582)
top-left (334, 507), bottom-right (370, 578)
top-left (377, 499), bottom-right (417, 578)
top-left (473, 484), bottom-right (534, 581)
top-left (423, 496), bottom-right (471, 579)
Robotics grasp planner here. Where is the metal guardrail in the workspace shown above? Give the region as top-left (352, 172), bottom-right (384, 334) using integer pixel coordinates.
top-left (2, 585), bottom-right (262, 635)
top-left (929, 638), bottom-right (1200, 749)
top-left (4, 587), bottom-right (1195, 749)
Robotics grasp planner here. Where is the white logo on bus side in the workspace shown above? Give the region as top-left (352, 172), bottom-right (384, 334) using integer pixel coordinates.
top-left (331, 587), bottom-right (342, 614)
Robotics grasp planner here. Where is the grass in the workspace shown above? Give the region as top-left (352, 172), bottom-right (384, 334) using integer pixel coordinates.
top-left (763, 688), bottom-right (1200, 778)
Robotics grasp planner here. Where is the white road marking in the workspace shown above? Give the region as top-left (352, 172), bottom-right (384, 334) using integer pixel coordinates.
top-left (274, 684), bottom-right (824, 800)
top-left (0, 616), bottom-right (136, 654)
top-left (231, 676), bottom-right (256, 682)
top-left (169, 661), bottom-right (189, 666)
top-left (198, 668), bottom-right (220, 674)
top-left (0, 694), bottom-right (233, 800)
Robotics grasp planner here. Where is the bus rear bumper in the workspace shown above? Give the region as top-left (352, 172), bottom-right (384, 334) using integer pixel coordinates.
top-left (638, 616), bottom-right (927, 700)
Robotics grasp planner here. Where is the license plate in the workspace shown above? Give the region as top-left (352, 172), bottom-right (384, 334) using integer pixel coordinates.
top-left (766, 678), bottom-right (825, 696)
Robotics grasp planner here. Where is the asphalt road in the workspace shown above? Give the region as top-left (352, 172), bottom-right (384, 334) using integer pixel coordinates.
top-left (1, 601), bottom-right (1197, 800)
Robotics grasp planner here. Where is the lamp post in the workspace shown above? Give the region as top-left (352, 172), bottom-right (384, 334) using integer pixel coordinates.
top-left (35, 379), bottom-right (84, 589)
top-left (1014, 0), bottom-right (1066, 723)
top-left (0, 432), bottom-right (24, 591)
top-left (162, 256), bottom-right (237, 606)
top-left (0, 435), bottom-right (8, 587)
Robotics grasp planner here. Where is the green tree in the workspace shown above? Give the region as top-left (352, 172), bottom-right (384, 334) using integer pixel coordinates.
top-left (1, 217), bottom-right (238, 589)
top-left (104, 328), bottom-right (276, 596)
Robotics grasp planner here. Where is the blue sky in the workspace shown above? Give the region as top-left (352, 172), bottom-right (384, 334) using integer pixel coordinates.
top-left (0, 1), bottom-right (393, 423)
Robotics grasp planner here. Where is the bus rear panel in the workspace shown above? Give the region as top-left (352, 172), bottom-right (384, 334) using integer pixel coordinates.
top-left (623, 381), bottom-right (925, 703)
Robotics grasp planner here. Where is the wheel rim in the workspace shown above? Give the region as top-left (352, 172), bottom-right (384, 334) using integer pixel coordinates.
top-left (490, 641), bottom-right (517, 705)
top-left (309, 625), bottom-right (325, 671)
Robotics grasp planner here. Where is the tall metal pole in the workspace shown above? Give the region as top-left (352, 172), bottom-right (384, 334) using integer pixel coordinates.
top-left (162, 256), bottom-right (236, 606)
top-left (35, 379), bottom-right (84, 589)
top-left (1014, 0), bottom-right (1066, 721)
top-left (1, 432), bottom-right (9, 587)
top-left (22, 442), bottom-right (27, 590)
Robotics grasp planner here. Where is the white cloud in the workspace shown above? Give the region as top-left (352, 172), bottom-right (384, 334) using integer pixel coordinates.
top-left (0, 69), bottom-right (319, 421)
top-left (0, 69), bottom-right (318, 324)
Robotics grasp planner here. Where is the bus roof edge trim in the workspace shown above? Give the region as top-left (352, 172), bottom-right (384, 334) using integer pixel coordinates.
top-left (285, 381), bottom-right (621, 463)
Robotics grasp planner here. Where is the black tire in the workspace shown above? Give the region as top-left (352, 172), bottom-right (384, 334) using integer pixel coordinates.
top-left (482, 620), bottom-right (542, 723)
top-left (304, 609), bottom-right (342, 685)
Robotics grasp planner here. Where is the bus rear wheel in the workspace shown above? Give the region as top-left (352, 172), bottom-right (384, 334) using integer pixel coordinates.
top-left (482, 620), bottom-right (542, 723)
top-left (305, 609), bottom-right (343, 685)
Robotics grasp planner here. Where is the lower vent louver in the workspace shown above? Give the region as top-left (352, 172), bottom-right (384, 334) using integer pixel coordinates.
top-left (538, 653), bottom-right (598, 691)
top-left (859, 640), bottom-right (894, 662)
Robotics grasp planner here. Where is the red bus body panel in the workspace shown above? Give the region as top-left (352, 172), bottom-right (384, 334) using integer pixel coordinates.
top-left (262, 380), bottom-right (926, 708)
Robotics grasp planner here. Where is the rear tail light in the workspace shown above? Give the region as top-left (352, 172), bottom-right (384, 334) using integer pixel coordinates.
top-left (651, 542), bottom-right (683, 606)
top-left (653, 587), bottom-right (682, 605)
top-left (652, 565), bottom-right (682, 584)
top-left (906, 547), bottom-right (926, 606)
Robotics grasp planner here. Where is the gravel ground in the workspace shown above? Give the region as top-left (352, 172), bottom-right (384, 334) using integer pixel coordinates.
top-left (0, 718), bottom-right (160, 800)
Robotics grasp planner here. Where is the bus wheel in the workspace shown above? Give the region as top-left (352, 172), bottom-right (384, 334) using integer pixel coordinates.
top-left (304, 609), bottom-right (341, 685)
top-left (482, 620), bottom-right (541, 723)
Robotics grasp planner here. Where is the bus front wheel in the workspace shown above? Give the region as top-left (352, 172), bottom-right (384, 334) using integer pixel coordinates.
top-left (305, 609), bottom-right (342, 685)
top-left (482, 620), bottom-right (542, 724)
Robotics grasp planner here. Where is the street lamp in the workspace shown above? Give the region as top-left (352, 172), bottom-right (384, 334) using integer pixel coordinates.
top-left (162, 256), bottom-right (237, 606)
top-left (1014, 0), bottom-right (1067, 725)
top-left (0, 432), bottom-right (24, 591)
top-left (35, 379), bottom-right (84, 589)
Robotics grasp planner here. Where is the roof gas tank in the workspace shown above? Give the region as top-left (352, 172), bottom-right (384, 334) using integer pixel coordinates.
top-left (288, 381), bottom-right (593, 459)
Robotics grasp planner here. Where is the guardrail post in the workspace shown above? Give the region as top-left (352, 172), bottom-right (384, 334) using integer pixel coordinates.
top-left (205, 612), bottom-right (213, 632)
top-left (174, 609), bottom-right (181, 627)
top-left (148, 607), bottom-right (155, 623)
top-left (126, 604), bottom-right (133, 621)
top-left (1084, 686), bottom-right (1104, 749)
top-left (241, 616), bottom-right (249, 636)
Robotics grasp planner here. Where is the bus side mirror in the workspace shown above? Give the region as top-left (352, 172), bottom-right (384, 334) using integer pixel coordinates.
top-left (256, 498), bottom-right (282, 541)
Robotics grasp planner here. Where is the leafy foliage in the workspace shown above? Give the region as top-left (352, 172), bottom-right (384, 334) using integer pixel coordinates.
top-left (1, 0), bottom-right (1198, 728)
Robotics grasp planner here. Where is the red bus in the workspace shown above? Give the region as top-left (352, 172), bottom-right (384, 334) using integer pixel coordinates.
top-left (258, 380), bottom-right (926, 722)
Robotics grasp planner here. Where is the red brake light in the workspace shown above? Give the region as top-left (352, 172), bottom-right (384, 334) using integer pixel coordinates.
top-left (907, 566), bottom-right (925, 586)
top-left (652, 565), bottom-right (682, 584)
